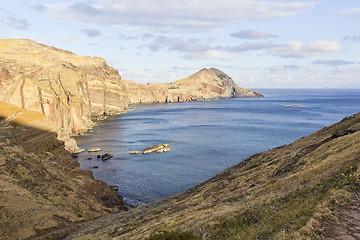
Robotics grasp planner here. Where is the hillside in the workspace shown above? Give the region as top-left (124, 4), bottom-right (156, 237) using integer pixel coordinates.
top-left (0, 101), bottom-right (126, 240)
top-left (65, 113), bottom-right (360, 239)
top-left (122, 68), bottom-right (262, 104)
top-left (168, 68), bottom-right (262, 99)
top-left (0, 39), bottom-right (261, 152)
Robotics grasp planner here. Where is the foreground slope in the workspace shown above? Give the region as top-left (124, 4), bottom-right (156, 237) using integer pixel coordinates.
top-left (66, 113), bottom-right (360, 239)
top-left (0, 101), bottom-right (126, 240)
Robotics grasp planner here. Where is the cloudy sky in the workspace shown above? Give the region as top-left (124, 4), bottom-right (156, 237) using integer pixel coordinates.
top-left (1, 0), bottom-right (359, 88)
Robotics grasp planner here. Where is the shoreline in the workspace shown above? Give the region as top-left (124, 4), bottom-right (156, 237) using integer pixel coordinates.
top-left (66, 111), bottom-right (360, 239)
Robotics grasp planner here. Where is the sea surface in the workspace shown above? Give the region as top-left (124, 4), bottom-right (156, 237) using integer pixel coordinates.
top-left (76, 89), bottom-right (360, 207)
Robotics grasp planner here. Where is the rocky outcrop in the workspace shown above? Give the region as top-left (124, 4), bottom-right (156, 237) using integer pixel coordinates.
top-left (0, 39), bottom-right (127, 151)
top-left (0, 101), bottom-right (126, 240)
top-left (142, 144), bottom-right (171, 154)
top-left (168, 67), bottom-right (262, 99)
top-left (122, 68), bottom-right (262, 104)
top-left (0, 39), bottom-right (261, 152)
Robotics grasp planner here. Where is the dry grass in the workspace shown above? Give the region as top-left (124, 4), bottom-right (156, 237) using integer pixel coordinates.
top-left (66, 113), bottom-right (360, 240)
top-left (0, 122), bottom-right (126, 240)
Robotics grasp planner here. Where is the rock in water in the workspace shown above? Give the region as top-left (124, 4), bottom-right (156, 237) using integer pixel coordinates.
top-left (130, 151), bottom-right (140, 154)
top-left (101, 153), bottom-right (113, 161)
top-left (88, 147), bottom-right (101, 152)
top-left (142, 144), bottom-right (171, 154)
top-left (156, 147), bottom-right (172, 153)
top-left (294, 104), bottom-right (309, 108)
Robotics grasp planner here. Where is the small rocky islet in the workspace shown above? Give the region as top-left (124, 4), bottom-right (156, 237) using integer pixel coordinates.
top-left (128, 143), bottom-right (172, 155)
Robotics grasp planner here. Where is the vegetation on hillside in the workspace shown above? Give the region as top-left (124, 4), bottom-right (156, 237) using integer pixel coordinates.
top-left (66, 113), bottom-right (360, 239)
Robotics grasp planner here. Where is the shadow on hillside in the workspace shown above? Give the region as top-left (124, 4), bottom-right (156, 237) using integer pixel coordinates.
top-left (0, 119), bottom-right (126, 240)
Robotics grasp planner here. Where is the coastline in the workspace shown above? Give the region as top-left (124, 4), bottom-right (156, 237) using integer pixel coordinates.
top-left (74, 89), bottom-right (360, 208)
top-left (67, 111), bottom-right (360, 239)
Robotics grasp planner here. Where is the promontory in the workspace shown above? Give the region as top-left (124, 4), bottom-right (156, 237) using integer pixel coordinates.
top-left (0, 39), bottom-right (262, 152)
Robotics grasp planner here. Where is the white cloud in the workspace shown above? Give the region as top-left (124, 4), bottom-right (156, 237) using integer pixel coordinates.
top-left (270, 65), bottom-right (300, 72)
top-left (144, 35), bottom-right (234, 60)
top-left (343, 35), bottom-right (360, 42)
top-left (81, 29), bottom-right (103, 37)
top-left (268, 40), bottom-right (341, 58)
top-left (31, 4), bottom-right (47, 12)
top-left (184, 50), bottom-right (236, 60)
top-left (313, 60), bottom-right (355, 66)
top-left (327, 66), bottom-right (360, 88)
top-left (226, 40), bottom-right (341, 58)
top-left (341, 8), bottom-right (360, 17)
top-left (226, 41), bottom-right (273, 52)
top-left (172, 65), bottom-right (198, 70)
top-left (4, 17), bottom-right (30, 30)
top-left (44, 0), bottom-right (318, 32)
top-left (145, 37), bottom-right (340, 60)
top-left (146, 36), bottom-right (212, 53)
top-left (230, 29), bottom-right (278, 39)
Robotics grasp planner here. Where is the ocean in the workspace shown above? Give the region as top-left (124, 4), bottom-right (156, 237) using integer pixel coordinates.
top-left (76, 89), bottom-right (360, 207)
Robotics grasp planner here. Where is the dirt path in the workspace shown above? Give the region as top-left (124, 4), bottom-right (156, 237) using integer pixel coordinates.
top-left (323, 193), bottom-right (360, 240)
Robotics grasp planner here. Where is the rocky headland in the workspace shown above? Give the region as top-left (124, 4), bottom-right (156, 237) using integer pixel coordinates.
top-left (122, 67), bottom-right (262, 104)
top-left (0, 39), bottom-right (262, 152)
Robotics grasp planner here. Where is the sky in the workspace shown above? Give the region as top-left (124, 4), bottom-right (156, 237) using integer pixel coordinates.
top-left (0, 0), bottom-right (359, 89)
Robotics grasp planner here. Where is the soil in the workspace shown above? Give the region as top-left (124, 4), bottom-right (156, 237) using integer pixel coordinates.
top-left (0, 121), bottom-right (126, 240)
top-left (323, 193), bottom-right (360, 240)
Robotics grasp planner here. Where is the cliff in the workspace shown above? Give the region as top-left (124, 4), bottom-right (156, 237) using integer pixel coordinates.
top-left (0, 39), bottom-right (127, 152)
top-left (0, 39), bottom-right (261, 152)
top-left (66, 113), bottom-right (360, 239)
top-left (0, 101), bottom-right (126, 240)
top-left (122, 68), bottom-right (262, 104)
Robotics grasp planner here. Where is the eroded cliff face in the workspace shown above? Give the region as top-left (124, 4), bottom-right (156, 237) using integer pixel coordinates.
top-left (0, 39), bottom-right (127, 151)
top-left (0, 39), bottom-right (262, 152)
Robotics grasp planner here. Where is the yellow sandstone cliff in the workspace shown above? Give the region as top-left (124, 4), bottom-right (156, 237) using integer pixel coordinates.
top-left (0, 39), bottom-right (262, 152)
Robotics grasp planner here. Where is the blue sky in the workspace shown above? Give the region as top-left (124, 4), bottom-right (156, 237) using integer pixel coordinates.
top-left (1, 0), bottom-right (359, 88)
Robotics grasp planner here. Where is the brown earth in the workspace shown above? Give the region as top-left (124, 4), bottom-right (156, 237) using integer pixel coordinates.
top-left (64, 113), bottom-right (360, 239)
top-left (0, 102), bottom-right (126, 240)
top-left (322, 193), bottom-right (360, 240)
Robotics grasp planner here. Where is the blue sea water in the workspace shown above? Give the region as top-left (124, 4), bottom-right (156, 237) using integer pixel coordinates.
top-left (76, 89), bottom-right (360, 207)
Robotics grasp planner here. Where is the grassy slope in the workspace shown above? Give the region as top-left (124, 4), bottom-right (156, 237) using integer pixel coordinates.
top-left (67, 113), bottom-right (360, 239)
top-left (0, 101), bottom-right (126, 240)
